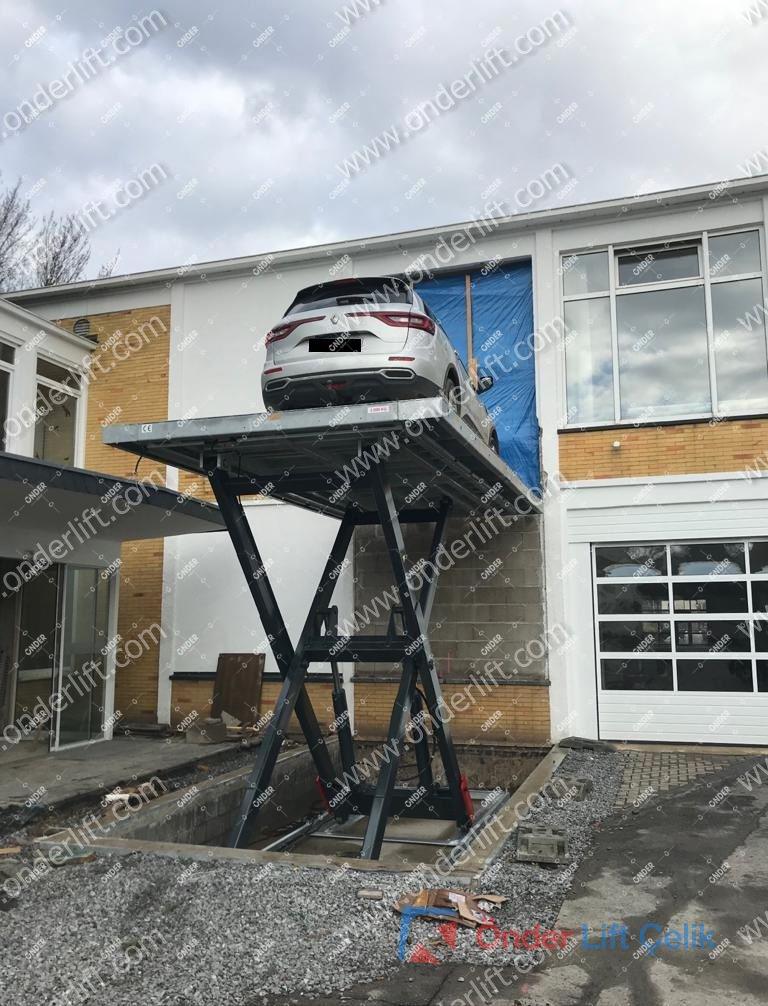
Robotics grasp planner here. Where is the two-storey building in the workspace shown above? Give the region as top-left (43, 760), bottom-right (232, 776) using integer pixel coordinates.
top-left (10, 174), bottom-right (768, 747)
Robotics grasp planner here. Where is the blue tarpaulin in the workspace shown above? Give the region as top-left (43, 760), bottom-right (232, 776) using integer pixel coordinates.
top-left (415, 272), bottom-right (469, 363)
top-left (418, 262), bottom-right (539, 492)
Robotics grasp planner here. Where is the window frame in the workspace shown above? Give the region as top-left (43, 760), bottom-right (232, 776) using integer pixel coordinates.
top-left (33, 354), bottom-right (84, 467)
top-left (561, 227), bottom-right (768, 427)
top-left (0, 340), bottom-right (15, 451)
top-left (592, 538), bottom-right (768, 696)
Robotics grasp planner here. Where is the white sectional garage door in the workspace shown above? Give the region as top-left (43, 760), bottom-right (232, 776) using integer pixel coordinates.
top-left (593, 539), bottom-right (768, 744)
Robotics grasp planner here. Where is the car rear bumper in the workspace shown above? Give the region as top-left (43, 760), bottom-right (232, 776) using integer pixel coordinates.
top-left (263, 365), bottom-right (439, 410)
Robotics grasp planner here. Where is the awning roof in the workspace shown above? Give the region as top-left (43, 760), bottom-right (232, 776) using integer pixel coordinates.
top-left (0, 453), bottom-right (223, 555)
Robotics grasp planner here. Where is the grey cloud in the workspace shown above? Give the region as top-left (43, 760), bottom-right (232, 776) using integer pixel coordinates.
top-left (0, 0), bottom-right (764, 278)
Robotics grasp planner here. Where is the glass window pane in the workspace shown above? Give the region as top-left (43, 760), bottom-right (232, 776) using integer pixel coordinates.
top-left (709, 231), bottom-right (761, 278)
top-left (758, 661), bottom-right (768, 691)
top-left (617, 286), bottom-right (710, 420)
top-left (676, 659), bottom-right (753, 692)
top-left (562, 251), bottom-right (609, 296)
top-left (752, 615), bottom-right (768, 651)
top-left (564, 297), bottom-right (614, 423)
top-left (34, 383), bottom-right (77, 466)
top-left (617, 246), bottom-right (700, 286)
top-left (712, 278), bottom-right (768, 413)
top-left (37, 358), bottom-right (80, 390)
top-left (672, 581), bottom-right (748, 613)
top-left (670, 542), bottom-right (746, 576)
top-left (0, 341), bottom-right (14, 365)
top-left (57, 568), bottom-right (110, 745)
top-left (675, 620), bottom-right (751, 653)
top-left (748, 542), bottom-right (768, 574)
top-left (595, 545), bottom-right (667, 578)
top-left (13, 569), bottom-right (59, 725)
top-left (0, 370), bottom-right (9, 451)
top-left (601, 658), bottom-right (673, 690)
top-left (597, 582), bottom-right (669, 615)
top-left (751, 581), bottom-right (768, 613)
top-left (599, 621), bottom-right (671, 652)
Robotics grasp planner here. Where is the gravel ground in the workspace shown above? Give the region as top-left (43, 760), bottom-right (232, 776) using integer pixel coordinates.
top-left (0, 749), bottom-right (622, 1004)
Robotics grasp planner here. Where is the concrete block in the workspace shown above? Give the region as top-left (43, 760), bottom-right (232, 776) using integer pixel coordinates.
top-left (557, 776), bottom-right (594, 801)
top-left (185, 718), bottom-right (228, 744)
top-left (515, 824), bottom-right (569, 864)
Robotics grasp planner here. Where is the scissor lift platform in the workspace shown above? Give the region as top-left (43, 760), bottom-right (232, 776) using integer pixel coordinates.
top-left (104, 398), bottom-right (540, 859)
top-left (104, 397), bottom-right (537, 520)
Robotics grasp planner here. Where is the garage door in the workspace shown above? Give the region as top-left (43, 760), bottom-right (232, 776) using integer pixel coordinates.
top-left (594, 539), bottom-right (768, 744)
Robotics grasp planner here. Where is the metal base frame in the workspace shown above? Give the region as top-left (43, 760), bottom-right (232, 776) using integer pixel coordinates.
top-left (210, 464), bottom-right (474, 859)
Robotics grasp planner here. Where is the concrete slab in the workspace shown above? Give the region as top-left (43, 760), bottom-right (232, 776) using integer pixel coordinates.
top-left (0, 734), bottom-right (235, 812)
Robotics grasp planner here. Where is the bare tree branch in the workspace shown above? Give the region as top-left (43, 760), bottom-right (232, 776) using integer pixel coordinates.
top-left (0, 177), bottom-right (33, 292)
top-left (97, 249), bottom-right (121, 278)
top-left (31, 212), bottom-right (91, 287)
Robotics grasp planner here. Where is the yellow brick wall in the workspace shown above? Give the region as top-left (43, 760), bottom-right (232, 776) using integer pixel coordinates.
top-left (559, 417), bottom-right (768, 481)
top-left (170, 678), bottom-right (216, 728)
top-left (177, 470), bottom-right (261, 505)
top-left (355, 682), bottom-right (550, 746)
top-left (178, 471), bottom-right (215, 503)
top-left (261, 681), bottom-right (336, 733)
top-left (57, 306), bottom-right (171, 722)
top-left (170, 676), bottom-right (548, 744)
top-left (169, 677), bottom-right (336, 733)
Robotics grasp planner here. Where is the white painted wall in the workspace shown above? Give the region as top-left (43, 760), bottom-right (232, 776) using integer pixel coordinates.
top-left (157, 499), bottom-right (353, 726)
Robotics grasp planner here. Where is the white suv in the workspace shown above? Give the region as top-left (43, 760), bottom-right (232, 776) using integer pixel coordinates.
top-left (261, 276), bottom-right (498, 450)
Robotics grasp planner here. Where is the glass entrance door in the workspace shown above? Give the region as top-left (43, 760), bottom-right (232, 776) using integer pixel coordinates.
top-left (13, 566), bottom-right (59, 741)
top-left (54, 567), bottom-right (111, 748)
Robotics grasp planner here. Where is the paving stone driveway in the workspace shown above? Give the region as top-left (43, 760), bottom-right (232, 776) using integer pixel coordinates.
top-left (614, 750), bottom-right (741, 807)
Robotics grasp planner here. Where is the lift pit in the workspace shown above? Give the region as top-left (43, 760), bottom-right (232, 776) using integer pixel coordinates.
top-left (36, 744), bottom-right (552, 875)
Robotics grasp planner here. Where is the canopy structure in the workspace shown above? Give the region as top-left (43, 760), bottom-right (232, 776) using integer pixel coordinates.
top-left (0, 452), bottom-right (224, 560)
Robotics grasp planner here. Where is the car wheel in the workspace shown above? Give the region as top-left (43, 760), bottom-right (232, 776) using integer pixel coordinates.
top-left (489, 431), bottom-right (500, 454)
top-left (442, 373), bottom-right (460, 414)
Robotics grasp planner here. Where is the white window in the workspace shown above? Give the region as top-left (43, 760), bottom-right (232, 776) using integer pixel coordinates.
top-left (562, 230), bottom-right (768, 425)
top-left (33, 358), bottom-right (81, 465)
top-left (593, 540), bottom-right (768, 695)
top-left (0, 340), bottom-right (14, 451)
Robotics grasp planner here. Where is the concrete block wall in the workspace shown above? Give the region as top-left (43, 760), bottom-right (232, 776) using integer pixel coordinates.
top-left (352, 510), bottom-right (550, 745)
top-left (107, 746), bottom-right (338, 847)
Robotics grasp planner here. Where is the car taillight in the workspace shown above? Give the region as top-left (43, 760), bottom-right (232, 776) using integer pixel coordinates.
top-left (350, 311), bottom-right (435, 334)
top-left (264, 315), bottom-right (324, 346)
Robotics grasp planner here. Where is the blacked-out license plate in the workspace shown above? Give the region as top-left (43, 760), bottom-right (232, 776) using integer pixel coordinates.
top-left (309, 338), bottom-right (361, 352)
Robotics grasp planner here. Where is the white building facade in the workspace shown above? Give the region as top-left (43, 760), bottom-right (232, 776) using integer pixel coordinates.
top-left (13, 175), bottom-right (768, 747)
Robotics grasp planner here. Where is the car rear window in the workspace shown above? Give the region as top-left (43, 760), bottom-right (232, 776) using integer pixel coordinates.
top-left (285, 278), bottom-right (413, 314)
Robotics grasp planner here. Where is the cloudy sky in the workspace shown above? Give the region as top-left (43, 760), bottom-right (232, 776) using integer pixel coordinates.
top-left (0, 0), bottom-right (765, 280)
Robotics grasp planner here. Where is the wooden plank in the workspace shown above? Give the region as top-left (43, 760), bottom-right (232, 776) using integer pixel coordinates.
top-left (211, 652), bottom-right (264, 725)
